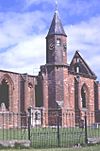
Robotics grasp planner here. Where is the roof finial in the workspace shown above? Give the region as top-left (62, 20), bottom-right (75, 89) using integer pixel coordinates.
top-left (55, 0), bottom-right (58, 13)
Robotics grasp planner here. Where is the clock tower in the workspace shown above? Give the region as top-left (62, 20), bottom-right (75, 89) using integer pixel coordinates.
top-left (40, 9), bottom-right (69, 117)
top-left (46, 10), bottom-right (67, 64)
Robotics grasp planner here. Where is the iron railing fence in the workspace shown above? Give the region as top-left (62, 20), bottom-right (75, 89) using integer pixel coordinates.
top-left (0, 109), bottom-right (100, 148)
top-left (0, 112), bottom-right (28, 141)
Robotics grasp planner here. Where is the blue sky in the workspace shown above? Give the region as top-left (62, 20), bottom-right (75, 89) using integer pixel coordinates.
top-left (0, 0), bottom-right (100, 80)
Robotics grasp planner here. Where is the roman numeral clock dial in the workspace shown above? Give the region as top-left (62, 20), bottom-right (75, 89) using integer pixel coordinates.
top-left (48, 39), bottom-right (55, 50)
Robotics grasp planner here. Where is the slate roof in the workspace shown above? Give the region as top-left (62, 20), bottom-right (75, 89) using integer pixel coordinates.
top-left (47, 10), bottom-right (67, 37)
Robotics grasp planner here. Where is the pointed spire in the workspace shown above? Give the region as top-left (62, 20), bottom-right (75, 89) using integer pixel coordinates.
top-left (47, 5), bottom-right (67, 37)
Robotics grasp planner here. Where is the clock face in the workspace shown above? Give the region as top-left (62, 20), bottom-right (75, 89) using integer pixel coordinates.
top-left (48, 39), bottom-right (55, 50)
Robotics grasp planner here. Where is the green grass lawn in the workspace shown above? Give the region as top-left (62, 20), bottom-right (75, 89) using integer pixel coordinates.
top-left (30, 127), bottom-right (100, 148)
top-left (30, 127), bottom-right (86, 148)
top-left (0, 127), bottom-right (100, 148)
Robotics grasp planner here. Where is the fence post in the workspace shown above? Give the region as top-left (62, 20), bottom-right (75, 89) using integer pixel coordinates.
top-left (57, 109), bottom-right (60, 147)
top-left (28, 106), bottom-right (32, 140)
top-left (84, 112), bottom-right (88, 144)
top-left (2, 113), bottom-right (4, 140)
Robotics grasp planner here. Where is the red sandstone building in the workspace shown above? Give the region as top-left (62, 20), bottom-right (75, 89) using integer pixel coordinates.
top-left (0, 10), bottom-right (100, 127)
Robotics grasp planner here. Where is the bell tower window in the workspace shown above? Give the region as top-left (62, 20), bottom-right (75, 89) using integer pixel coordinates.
top-left (56, 39), bottom-right (61, 46)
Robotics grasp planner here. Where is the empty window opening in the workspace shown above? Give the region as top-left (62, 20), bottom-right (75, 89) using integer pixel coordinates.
top-left (56, 39), bottom-right (61, 46)
top-left (81, 86), bottom-right (87, 108)
top-left (0, 79), bottom-right (9, 110)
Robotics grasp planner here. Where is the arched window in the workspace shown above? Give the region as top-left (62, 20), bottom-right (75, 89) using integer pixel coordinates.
top-left (81, 84), bottom-right (88, 108)
top-left (0, 74), bottom-right (14, 111)
top-left (0, 79), bottom-right (9, 110)
top-left (56, 39), bottom-right (61, 46)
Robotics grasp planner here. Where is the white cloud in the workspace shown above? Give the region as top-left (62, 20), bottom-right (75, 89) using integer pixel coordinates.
top-left (0, 11), bottom-right (48, 47)
top-left (0, 6), bottom-right (100, 80)
top-left (66, 15), bottom-right (100, 53)
top-left (65, 15), bottom-right (100, 79)
top-left (0, 35), bottom-right (46, 74)
top-left (57, 0), bottom-right (100, 16)
top-left (0, 11), bottom-right (47, 75)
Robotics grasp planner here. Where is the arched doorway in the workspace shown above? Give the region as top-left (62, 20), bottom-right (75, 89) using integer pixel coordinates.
top-left (0, 79), bottom-right (9, 110)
